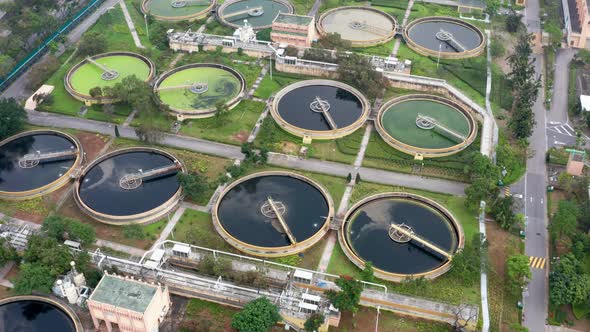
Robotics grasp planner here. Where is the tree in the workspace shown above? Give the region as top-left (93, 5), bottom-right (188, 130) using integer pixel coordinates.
top-left (135, 120), bottom-right (165, 144)
top-left (78, 31), bottom-right (107, 56)
top-left (22, 236), bottom-right (72, 277)
top-left (346, 173), bottom-right (352, 183)
top-left (360, 261), bottom-right (374, 282)
top-left (464, 153), bottom-right (499, 208)
top-left (451, 233), bottom-right (488, 286)
top-left (304, 313), bottom-right (325, 332)
top-left (213, 100), bottom-right (230, 127)
top-left (506, 254), bottom-right (531, 293)
top-left (0, 54), bottom-right (15, 78)
top-left (355, 174), bottom-right (361, 184)
top-left (231, 297), bottom-right (281, 332)
top-left (42, 215), bottom-right (96, 245)
top-left (0, 238), bottom-right (18, 266)
top-left (507, 33), bottom-right (541, 140)
top-left (148, 21), bottom-right (169, 49)
top-left (0, 98), bottom-right (27, 139)
top-left (452, 303), bottom-right (479, 332)
top-left (337, 53), bottom-right (387, 101)
top-left (26, 55), bottom-right (60, 90)
top-left (325, 276), bottom-right (363, 313)
top-left (490, 196), bottom-right (518, 230)
top-left (545, 22), bottom-right (563, 47)
top-left (115, 125), bottom-right (120, 138)
top-left (548, 200), bottom-right (580, 243)
top-left (178, 172), bottom-right (209, 201)
top-left (505, 11), bottom-right (523, 33)
top-left (257, 28), bottom-right (272, 41)
top-left (550, 254), bottom-right (590, 306)
top-left (89, 86), bottom-right (103, 98)
top-left (13, 263), bottom-right (54, 295)
top-left (317, 33), bottom-right (352, 50)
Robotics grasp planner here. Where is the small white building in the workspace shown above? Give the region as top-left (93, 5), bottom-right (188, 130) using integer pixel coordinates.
top-left (580, 95), bottom-right (590, 111)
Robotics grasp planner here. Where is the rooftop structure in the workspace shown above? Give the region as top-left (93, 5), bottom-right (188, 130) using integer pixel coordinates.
top-left (87, 273), bottom-right (170, 332)
top-left (271, 13), bottom-right (316, 47)
top-left (564, 0), bottom-right (590, 48)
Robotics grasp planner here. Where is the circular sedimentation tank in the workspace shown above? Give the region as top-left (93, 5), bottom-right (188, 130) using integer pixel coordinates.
top-left (74, 148), bottom-right (185, 225)
top-left (403, 16), bottom-right (485, 59)
top-left (154, 63), bottom-right (246, 120)
top-left (218, 0), bottom-right (294, 29)
top-left (271, 79), bottom-right (370, 141)
top-left (65, 52), bottom-right (156, 104)
top-left (317, 6), bottom-right (396, 47)
top-left (340, 193), bottom-right (464, 282)
top-left (375, 94), bottom-right (477, 157)
top-left (141, 0), bottom-right (216, 21)
top-left (213, 171), bottom-right (334, 257)
top-left (0, 296), bottom-right (83, 332)
top-left (0, 130), bottom-right (83, 200)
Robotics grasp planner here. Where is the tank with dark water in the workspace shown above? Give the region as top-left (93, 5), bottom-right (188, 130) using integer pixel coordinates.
top-left (77, 150), bottom-right (181, 218)
top-left (276, 84), bottom-right (364, 132)
top-left (0, 132), bottom-right (78, 193)
top-left (0, 299), bottom-right (76, 332)
top-left (345, 197), bottom-right (459, 275)
top-left (217, 175), bottom-right (330, 248)
top-left (406, 19), bottom-right (483, 53)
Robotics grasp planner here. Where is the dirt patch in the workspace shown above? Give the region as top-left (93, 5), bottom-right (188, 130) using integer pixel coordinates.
top-left (232, 130), bottom-right (249, 143)
top-left (486, 221), bottom-right (512, 277)
top-left (493, 31), bottom-right (516, 74)
top-left (280, 141), bottom-right (300, 155)
top-left (331, 307), bottom-right (377, 332)
top-left (75, 132), bottom-right (110, 163)
top-left (0, 286), bottom-right (12, 300)
top-left (13, 210), bottom-right (44, 224)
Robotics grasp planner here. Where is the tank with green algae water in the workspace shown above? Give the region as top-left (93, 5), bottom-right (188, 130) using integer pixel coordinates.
top-left (143, 0), bottom-right (212, 19)
top-left (219, 0), bottom-right (292, 29)
top-left (156, 65), bottom-right (243, 113)
top-left (380, 99), bottom-right (471, 149)
top-left (69, 54), bottom-right (151, 96)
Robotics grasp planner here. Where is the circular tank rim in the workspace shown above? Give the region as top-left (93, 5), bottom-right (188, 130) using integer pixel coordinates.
top-left (375, 94), bottom-right (478, 157)
top-left (270, 79), bottom-right (370, 140)
top-left (0, 295), bottom-right (83, 332)
top-left (403, 16), bottom-right (486, 59)
top-left (339, 192), bottom-right (465, 282)
top-left (217, 0), bottom-right (294, 30)
top-left (212, 170), bottom-right (335, 257)
top-left (154, 63), bottom-right (247, 119)
top-left (73, 147), bottom-right (186, 225)
top-left (64, 51), bottom-right (156, 104)
top-left (0, 129), bottom-right (83, 200)
top-left (316, 6), bottom-right (397, 47)
top-left (141, 0), bottom-right (217, 22)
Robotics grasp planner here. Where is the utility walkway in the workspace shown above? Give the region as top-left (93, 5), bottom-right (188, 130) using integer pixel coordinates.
top-left (118, 0), bottom-right (144, 49)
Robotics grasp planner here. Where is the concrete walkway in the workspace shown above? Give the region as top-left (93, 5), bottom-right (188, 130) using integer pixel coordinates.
top-left (151, 206), bottom-right (186, 250)
top-left (123, 109), bottom-right (138, 127)
top-left (316, 231), bottom-right (337, 272)
top-left (478, 203), bottom-right (490, 332)
top-left (391, 0), bottom-right (414, 57)
top-left (181, 201), bottom-right (209, 213)
top-left (118, 0), bottom-right (144, 49)
top-left (96, 239), bottom-right (146, 257)
top-left (247, 65), bottom-right (268, 98)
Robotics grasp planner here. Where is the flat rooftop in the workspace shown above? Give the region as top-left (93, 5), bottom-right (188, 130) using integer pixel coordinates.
top-left (90, 275), bottom-right (157, 313)
top-left (274, 13), bottom-right (313, 26)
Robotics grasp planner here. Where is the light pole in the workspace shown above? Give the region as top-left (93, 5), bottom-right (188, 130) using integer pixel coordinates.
top-left (144, 13), bottom-right (149, 39)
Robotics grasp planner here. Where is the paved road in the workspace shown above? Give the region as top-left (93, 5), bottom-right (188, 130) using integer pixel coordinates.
top-left (1, 0), bottom-right (120, 99)
top-left (547, 48), bottom-right (579, 148)
top-left (27, 110), bottom-right (467, 195)
top-left (307, 0), bottom-right (323, 16)
top-left (517, 1), bottom-right (549, 330)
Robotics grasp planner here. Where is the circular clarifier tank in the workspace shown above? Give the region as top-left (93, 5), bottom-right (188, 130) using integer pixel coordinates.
top-left (65, 52), bottom-right (156, 104)
top-left (0, 296), bottom-right (82, 332)
top-left (213, 171), bottom-right (334, 257)
top-left (375, 94), bottom-right (477, 157)
top-left (317, 6), bottom-right (396, 47)
top-left (403, 16), bottom-right (485, 59)
top-left (218, 0), bottom-right (293, 29)
top-left (340, 193), bottom-right (464, 281)
top-left (271, 80), bottom-right (370, 141)
top-left (0, 130), bottom-right (83, 200)
top-left (142, 0), bottom-right (216, 21)
top-left (154, 63), bottom-right (246, 120)
top-left (74, 148), bottom-right (185, 225)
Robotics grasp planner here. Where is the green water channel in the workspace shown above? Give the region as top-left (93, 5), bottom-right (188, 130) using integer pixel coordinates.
top-left (69, 55), bottom-right (150, 95)
top-left (381, 99), bottom-right (470, 149)
top-left (157, 66), bottom-right (242, 112)
top-left (145, 0), bottom-right (210, 18)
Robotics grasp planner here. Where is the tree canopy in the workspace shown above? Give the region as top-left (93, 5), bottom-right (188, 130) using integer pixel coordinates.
top-left (231, 297), bottom-right (281, 332)
top-left (42, 215), bottom-right (96, 246)
top-left (548, 200), bottom-right (580, 243)
top-left (178, 172), bottom-right (209, 202)
top-left (78, 31), bottom-right (107, 57)
top-left (304, 313), bottom-right (325, 332)
top-left (325, 276), bottom-right (363, 313)
top-left (550, 253), bottom-right (590, 306)
top-left (0, 98), bottom-right (27, 139)
top-left (506, 254), bottom-right (531, 293)
top-left (463, 153), bottom-right (500, 208)
top-left (337, 53), bottom-right (387, 101)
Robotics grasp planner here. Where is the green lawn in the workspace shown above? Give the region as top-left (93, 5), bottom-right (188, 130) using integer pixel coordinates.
top-left (329, 182), bottom-right (480, 305)
top-left (179, 100), bottom-right (266, 145)
top-left (182, 298), bottom-right (238, 331)
top-left (253, 70), bottom-right (313, 99)
top-left (169, 209), bottom-right (238, 252)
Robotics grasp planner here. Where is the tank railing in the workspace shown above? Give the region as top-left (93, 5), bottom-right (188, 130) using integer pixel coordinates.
top-left (389, 223), bottom-right (452, 260)
top-left (220, 6), bottom-right (264, 19)
top-left (85, 57), bottom-right (118, 76)
top-left (313, 96), bottom-right (338, 130)
top-left (267, 196), bottom-right (297, 244)
top-left (360, 23), bottom-right (392, 36)
top-left (174, 0), bottom-right (210, 6)
top-left (155, 82), bottom-right (207, 91)
top-left (18, 149), bottom-right (78, 168)
top-left (416, 114), bottom-right (466, 143)
top-left (435, 29), bottom-right (466, 52)
top-left (119, 163), bottom-right (181, 190)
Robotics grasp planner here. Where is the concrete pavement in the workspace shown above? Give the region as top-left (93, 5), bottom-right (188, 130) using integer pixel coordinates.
top-left (547, 49), bottom-right (579, 148)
